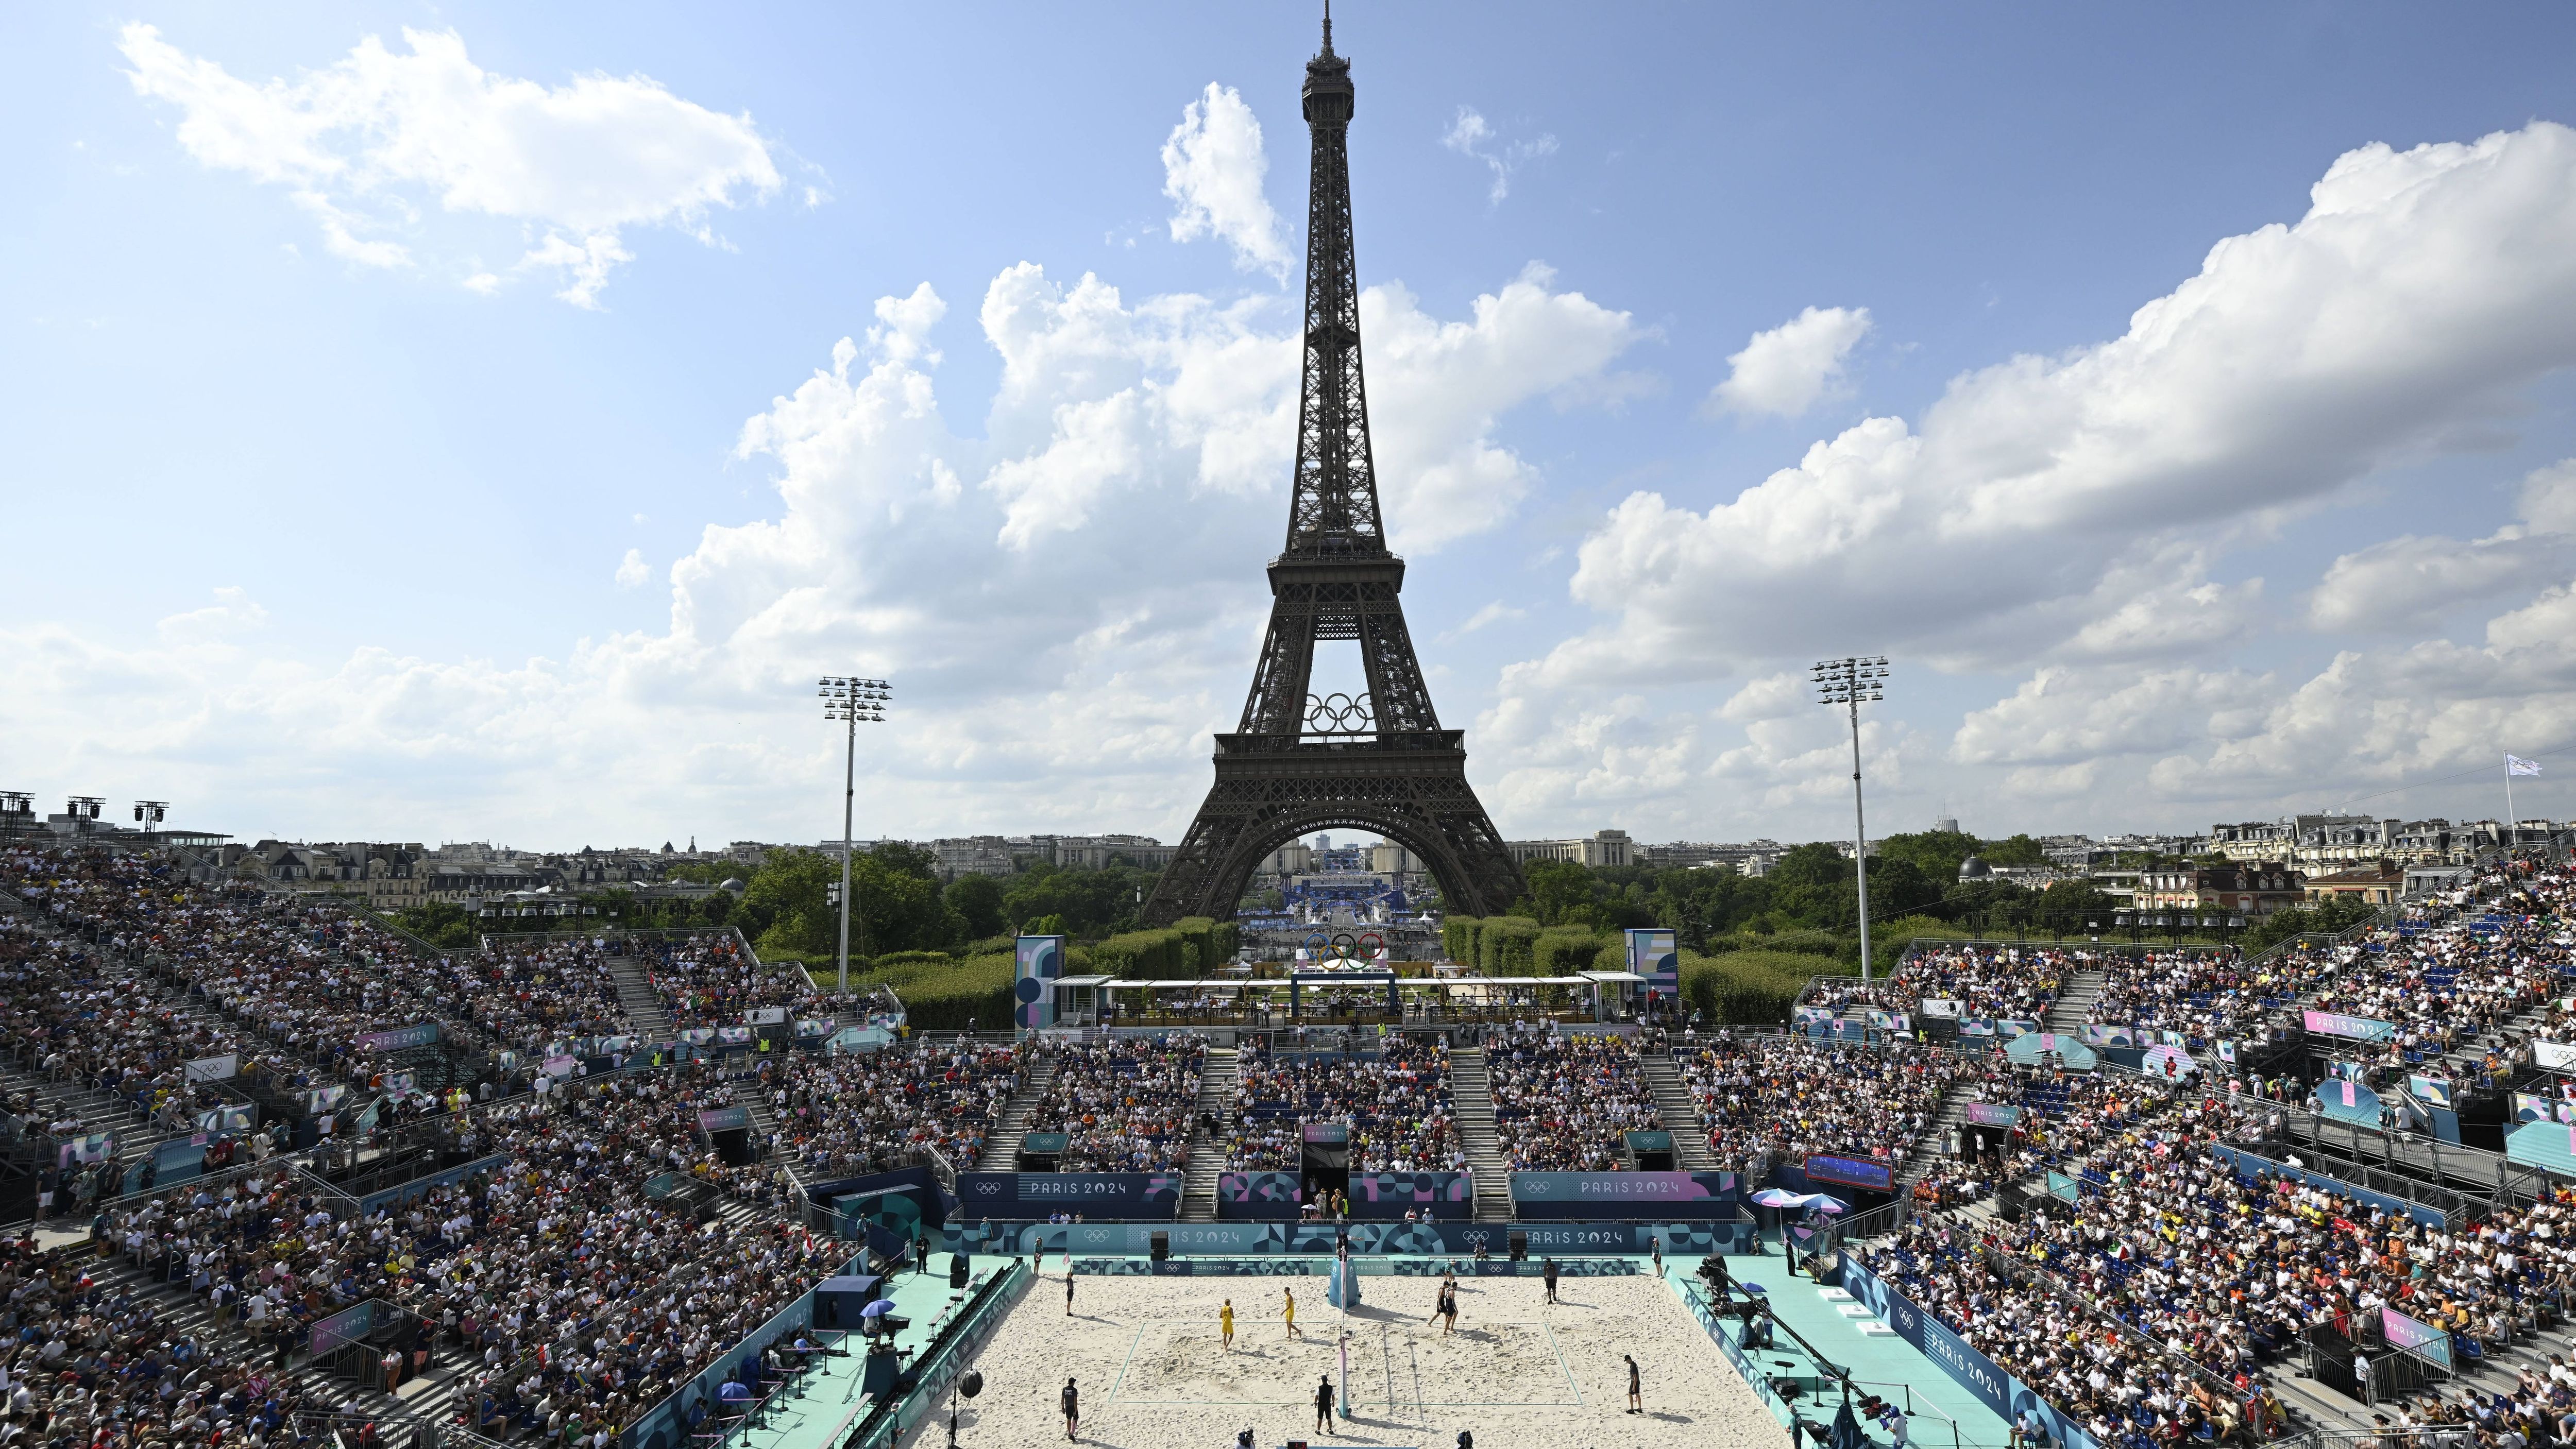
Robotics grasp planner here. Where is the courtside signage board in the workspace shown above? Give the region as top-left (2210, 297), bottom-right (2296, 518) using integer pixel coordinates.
top-left (1840, 1258), bottom-right (2100, 1449)
top-left (1509, 1171), bottom-right (1740, 1219)
top-left (958, 1171), bottom-right (1182, 1218)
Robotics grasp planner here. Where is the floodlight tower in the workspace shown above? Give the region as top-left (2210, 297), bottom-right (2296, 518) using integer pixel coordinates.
top-left (133, 800), bottom-right (169, 836)
top-left (819, 676), bottom-right (891, 995)
top-left (1812, 658), bottom-right (1889, 983)
top-left (67, 796), bottom-right (105, 823)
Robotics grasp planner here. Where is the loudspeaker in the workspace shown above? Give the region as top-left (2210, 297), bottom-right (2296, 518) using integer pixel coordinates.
top-left (1150, 1232), bottom-right (1171, 1263)
top-left (950, 1254), bottom-right (970, 1289)
top-left (1507, 1233), bottom-right (1527, 1262)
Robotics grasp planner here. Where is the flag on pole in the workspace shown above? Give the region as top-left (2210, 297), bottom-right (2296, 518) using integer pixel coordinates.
top-left (2509, 755), bottom-right (2544, 777)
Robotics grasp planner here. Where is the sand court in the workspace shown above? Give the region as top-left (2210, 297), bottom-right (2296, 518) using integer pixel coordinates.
top-left (920, 1266), bottom-right (1787, 1448)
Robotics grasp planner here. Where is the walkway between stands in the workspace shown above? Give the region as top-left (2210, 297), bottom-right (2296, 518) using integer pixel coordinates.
top-left (715, 1268), bottom-right (978, 1449)
top-left (1702, 1255), bottom-right (2014, 1449)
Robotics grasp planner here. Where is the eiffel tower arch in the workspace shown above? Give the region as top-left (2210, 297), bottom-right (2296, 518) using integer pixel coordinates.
top-left (1143, 16), bottom-right (1526, 927)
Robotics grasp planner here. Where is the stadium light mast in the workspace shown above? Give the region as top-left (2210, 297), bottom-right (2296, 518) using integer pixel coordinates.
top-left (133, 800), bottom-right (168, 837)
top-left (1813, 658), bottom-right (1889, 983)
top-left (819, 676), bottom-right (891, 996)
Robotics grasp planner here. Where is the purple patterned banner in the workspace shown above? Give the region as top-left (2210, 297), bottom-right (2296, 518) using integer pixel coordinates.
top-left (1216, 1171), bottom-right (1301, 1220)
top-left (1350, 1170), bottom-right (1472, 1220)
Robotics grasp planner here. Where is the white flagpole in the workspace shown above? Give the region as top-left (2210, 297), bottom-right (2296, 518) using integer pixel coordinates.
top-left (2506, 755), bottom-right (2519, 844)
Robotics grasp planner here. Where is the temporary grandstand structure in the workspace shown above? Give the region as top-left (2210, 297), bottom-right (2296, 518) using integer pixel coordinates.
top-left (1030, 968), bottom-right (1653, 1029)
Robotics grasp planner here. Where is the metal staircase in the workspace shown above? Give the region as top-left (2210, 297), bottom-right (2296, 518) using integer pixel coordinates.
top-left (1638, 1050), bottom-right (1718, 1170)
top-left (2041, 968), bottom-right (2106, 1033)
top-left (606, 956), bottom-right (676, 1044)
top-left (1180, 1046), bottom-right (1238, 1222)
top-left (976, 1053), bottom-right (1056, 1171)
top-left (1448, 1047), bottom-right (1513, 1222)
top-left (1889, 1080), bottom-right (1977, 1201)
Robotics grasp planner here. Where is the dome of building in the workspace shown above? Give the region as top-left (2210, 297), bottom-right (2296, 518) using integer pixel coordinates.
top-left (1957, 855), bottom-right (1991, 880)
top-left (720, 877), bottom-right (748, 894)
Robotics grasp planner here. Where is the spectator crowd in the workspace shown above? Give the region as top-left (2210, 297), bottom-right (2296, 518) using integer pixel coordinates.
top-left (1227, 1039), bottom-right (1461, 1172)
top-left (1025, 1036), bottom-right (1207, 1172)
top-left (1485, 1029), bottom-right (1662, 1172)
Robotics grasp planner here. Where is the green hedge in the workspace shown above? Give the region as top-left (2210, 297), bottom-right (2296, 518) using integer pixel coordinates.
top-left (860, 952), bottom-right (1016, 1031)
top-left (1087, 919), bottom-right (1239, 979)
top-left (1442, 916), bottom-right (1481, 964)
top-left (1533, 927), bottom-right (1609, 976)
top-left (1679, 948), bottom-right (1823, 1026)
top-left (1476, 916), bottom-right (1541, 976)
top-left (1093, 929), bottom-right (1187, 979)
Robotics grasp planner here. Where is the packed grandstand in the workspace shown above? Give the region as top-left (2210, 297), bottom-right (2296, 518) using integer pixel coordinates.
top-left (4, 841), bottom-right (2576, 1445)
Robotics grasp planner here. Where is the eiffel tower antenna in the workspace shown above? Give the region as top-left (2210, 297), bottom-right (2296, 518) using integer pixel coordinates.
top-left (1144, 14), bottom-right (1524, 928)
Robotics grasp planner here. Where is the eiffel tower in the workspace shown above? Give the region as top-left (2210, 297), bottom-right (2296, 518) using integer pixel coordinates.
top-left (1143, 14), bottom-right (1525, 927)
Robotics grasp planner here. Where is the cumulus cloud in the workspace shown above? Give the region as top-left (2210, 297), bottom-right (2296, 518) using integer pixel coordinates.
top-left (1951, 666), bottom-right (2270, 768)
top-left (616, 550), bottom-right (650, 588)
top-left (2141, 580), bottom-right (2576, 804)
top-left (1706, 305), bottom-right (1872, 419)
top-left (1462, 123), bottom-right (2576, 837)
top-left (118, 23), bottom-right (780, 302)
top-left (1162, 83), bottom-right (1291, 280)
top-left (2303, 457), bottom-right (2576, 632)
top-left (0, 257), bottom-right (1641, 841)
top-left (1442, 107), bottom-right (1557, 204)
top-left (1541, 122), bottom-right (2576, 686)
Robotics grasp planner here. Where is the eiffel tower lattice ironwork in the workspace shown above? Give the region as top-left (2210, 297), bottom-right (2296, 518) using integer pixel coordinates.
top-left (1143, 15), bottom-right (1525, 927)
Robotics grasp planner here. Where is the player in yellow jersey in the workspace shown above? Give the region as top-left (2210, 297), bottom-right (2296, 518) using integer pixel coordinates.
top-left (1221, 1298), bottom-right (1235, 1350)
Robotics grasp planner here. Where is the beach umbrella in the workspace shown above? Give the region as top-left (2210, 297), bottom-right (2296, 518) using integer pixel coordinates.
top-left (1751, 1189), bottom-right (1807, 1208)
top-left (1803, 1195), bottom-right (1851, 1216)
top-left (860, 1299), bottom-right (896, 1319)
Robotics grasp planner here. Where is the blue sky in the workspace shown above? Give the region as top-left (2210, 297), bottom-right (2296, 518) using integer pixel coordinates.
top-left (8, 1), bottom-right (2576, 851)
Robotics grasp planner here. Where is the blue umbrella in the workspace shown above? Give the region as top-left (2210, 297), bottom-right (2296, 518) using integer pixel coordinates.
top-left (860, 1299), bottom-right (896, 1319)
top-left (1739, 1283), bottom-right (1768, 1294)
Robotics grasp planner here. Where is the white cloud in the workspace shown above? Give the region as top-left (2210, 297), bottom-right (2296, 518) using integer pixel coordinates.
top-left (118, 23), bottom-right (780, 303)
top-left (0, 255), bottom-right (1641, 842)
top-left (1951, 666), bottom-right (2269, 768)
top-left (2303, 456), bottom-right (2576, 632)
top-left (1706, 305), bottom-right (1872, 419)
top-left (156, 587), bottom-right (270, 644)
top-left (1538, 122), bottom-right (2576, 686)
top-left (966, 260), bottom-right (1638, 554)
top-left (2139, 582), bottom-right (2576, 805)
top-left (1361, 266), bottom-right (1643, 550)
top-left (1441, 601), bottom-right (1526, 642)
top-left (616, 550), bottom-right (650, 588)
top-left (1717, 671), bottom-right (1808, 724)
top-left (1452, 123), bottom-right (2576, 839)
top-left (1442, 107), bottom-right (1557, 205)
top-left (1162, 83), bottom-right (1291, 280)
